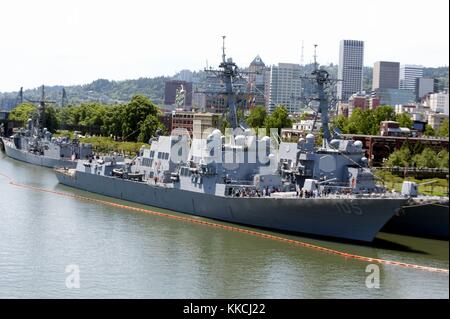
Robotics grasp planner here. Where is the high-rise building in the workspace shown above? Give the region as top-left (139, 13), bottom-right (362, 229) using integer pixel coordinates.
top-left (337, 40), bottom-right (364, 102)
top-left (415, 78), bottom-right (438, 102)
top-left (372, 61), bottom-right (400, 90)
top-left (428, 92), bottom-right (449, 115)
top-left (247, 55), bottom-right (267, 107)
top-left (399, 65), bottom-right (423, 92)
top-left (265, 63), bottom-right (302, 113)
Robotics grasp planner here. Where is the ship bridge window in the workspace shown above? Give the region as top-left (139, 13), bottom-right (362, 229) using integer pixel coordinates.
top-left (157, 152), bottom-right (169, 160)
top-left (142, 158), bottom-right (152, 167)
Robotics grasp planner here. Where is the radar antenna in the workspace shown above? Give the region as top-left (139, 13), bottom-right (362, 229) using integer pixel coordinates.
top-left (202, 36), bottom-right (257, 132)
top-left (300, 45), bottom-right (341, 145)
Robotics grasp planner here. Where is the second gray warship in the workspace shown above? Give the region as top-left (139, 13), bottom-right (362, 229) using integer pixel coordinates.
top-left (55, 41), bottom-right (409, 242)
top-left (382, 181), bottom-right (449, 239)
top-left (1, 86), bottom-right (92, 168)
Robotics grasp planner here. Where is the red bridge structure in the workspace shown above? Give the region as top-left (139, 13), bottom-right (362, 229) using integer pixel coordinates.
top-left (342, 134), bottom-right (449, 167)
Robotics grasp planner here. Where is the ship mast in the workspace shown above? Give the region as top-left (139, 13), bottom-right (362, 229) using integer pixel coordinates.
top-left (204, 36), bottom-right (252, 132)
top-left (301, 45), bottom-right (340, 145)
top-left (24, 85), bottom-right (56, 130)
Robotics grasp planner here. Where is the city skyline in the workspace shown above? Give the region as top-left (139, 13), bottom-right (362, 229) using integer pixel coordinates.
top-left (0, 0), bottom-right (448, 92)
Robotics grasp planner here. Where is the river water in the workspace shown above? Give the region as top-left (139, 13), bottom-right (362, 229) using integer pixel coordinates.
top-left (0, 151), bottom-right (448, 298)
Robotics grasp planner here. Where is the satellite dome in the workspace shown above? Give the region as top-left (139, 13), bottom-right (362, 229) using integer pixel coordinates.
top-left (330, 139), bottom-right (340, 148)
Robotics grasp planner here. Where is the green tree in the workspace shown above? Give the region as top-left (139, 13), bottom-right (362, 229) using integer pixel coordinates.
top-left (396, 112), bottom-right (413, 128)
top-left (363, 109), bottom-right (377, 134)
top-left (246, 106), bottom-right (267, 129)
top-left (386, 146), bottom-right (411, 167)
top-left (264, 105), bottom-right (292, 135)
top-left (333, 105), bottom-right (397, 136)
top-left (413, 148), bottom-right (438, 168)
top-left (8, 103), bottom-right (37, 123)
top-left (43, 106), bottom-right (60, 133)
top-left (437, 119), bottom-right (449, 137)
top-left (371, 105), bottom-right (397, 135)
top-left (137, 114), bottom-right (163, 143)
top-left (102, 104), bottom-right (126, 137)
top-left (8, 103), bottom-right (59, 132)
top-left (57, 105), bottom-right (75, 126)
top-left (347, 108), bottom-right (373, 134)
top-left (424, 124), bottom-right (435, 137)
top-left (331, 114), bottom-right (348, 133)
top-left (437, 150), bottom-right (449, 168)
top-left (373, 105), bottom-right (396, 123)
top-left (121, 95), bottom-right (159, 141)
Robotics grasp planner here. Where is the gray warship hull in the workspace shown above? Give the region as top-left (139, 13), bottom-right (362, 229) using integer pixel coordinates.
top-left (55, 169), bottom-right (407, 242)
top-left (382, 201), bottom-right (449, 239)
top-left (2, 138), bottom-right (77, 169)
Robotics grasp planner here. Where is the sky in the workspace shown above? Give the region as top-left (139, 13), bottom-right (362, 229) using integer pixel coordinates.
top-left (0, 0), bottom-right (448, 92)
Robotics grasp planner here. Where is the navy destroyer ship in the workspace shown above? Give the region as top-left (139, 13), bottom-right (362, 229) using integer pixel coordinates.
top-left (55, 41), bottom-right (408, 242)
top-left (382, 181), bottom-right (449, 239)
top-left (1, 86), bottom-right (92, 168)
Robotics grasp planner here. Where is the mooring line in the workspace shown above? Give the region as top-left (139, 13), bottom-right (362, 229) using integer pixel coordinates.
top-left (0, 170), bottom-right (448, 274)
